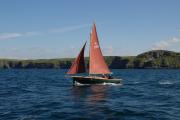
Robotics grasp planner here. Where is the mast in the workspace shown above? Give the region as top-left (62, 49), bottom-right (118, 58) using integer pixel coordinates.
top-left (89, 23), bottom-right (111, 74)
top-left (67, 42), bottom-right (86, 74)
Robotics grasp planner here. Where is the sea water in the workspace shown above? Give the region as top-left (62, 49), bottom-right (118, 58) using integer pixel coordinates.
top-left (0, 69), bottom-right (180, 120)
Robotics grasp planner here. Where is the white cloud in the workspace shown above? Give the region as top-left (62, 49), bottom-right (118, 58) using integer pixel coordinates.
top-left (49, 24), bottom-right (90, 33)
top-left (0, 47), bottom-right (60, 59)
top-left (152, 37), bottom-right (180, 50)
top-left (0, 24), bottom-right (89, 41)
top-left (177, 29), bottom-right (180, 32)
top-left (171, 37), bottom-right (180, 43)
top-left (103, 45), bottom-right (114, 56)
top-left (24, 31), bottom-right (42, 36)
top-left (0, 33), bottom-right (22, 40)
top-left (0, 32), bottom-right (41, 41)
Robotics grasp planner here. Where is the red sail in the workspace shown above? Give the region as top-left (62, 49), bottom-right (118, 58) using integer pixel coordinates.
top-left (89, 23), bottom-right (111, 74)
top-left (67, 42), bottom-right (86, 74)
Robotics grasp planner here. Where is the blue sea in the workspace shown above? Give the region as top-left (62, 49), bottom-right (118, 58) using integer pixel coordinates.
top-left (0, 69), bottom-right (180, 120)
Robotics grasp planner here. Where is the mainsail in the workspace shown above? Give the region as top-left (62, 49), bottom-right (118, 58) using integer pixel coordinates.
top-left (89, 23), bottom-right (111, 74)
top-left (67, 42), bottom-right (86, 74)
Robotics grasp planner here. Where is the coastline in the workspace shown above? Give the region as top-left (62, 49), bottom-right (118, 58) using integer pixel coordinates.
top-left (0, 50), bottom-right (180, 69)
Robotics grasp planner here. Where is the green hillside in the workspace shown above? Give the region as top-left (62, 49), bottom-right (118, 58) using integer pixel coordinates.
top-left (0, 50), bottom-right (180, 69)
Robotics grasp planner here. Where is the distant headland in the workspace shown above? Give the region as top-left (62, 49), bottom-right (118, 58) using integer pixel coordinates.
top-left (0, 50), bottom-right (180, 69)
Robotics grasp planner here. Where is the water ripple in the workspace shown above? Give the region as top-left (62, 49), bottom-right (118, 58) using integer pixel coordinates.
top-left (0, 69), bottom-right (180, 120)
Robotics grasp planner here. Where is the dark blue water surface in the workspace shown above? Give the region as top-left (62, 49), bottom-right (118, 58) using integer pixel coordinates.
top-left (0, 69), bottom-right (180, 120)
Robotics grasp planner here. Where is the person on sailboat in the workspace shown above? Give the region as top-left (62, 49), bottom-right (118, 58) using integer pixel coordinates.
top-left (102, 74), bottom-right (107, 78)
top-left (102, 74), bottom-right (113, 79)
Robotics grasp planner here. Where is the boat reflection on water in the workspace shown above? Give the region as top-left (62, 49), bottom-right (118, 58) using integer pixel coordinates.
top-left (70, 84), bottom-right (122, 116)
top-left (71, 85), bottom-right (108, 104)
top-left (86, 85), bottom-right (108, 104)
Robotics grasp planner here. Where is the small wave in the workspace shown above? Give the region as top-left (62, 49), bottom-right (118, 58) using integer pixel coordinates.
top-left (158, 80), bottom-right (174, 85)
top-left (74, 81), bottom-right (90, 86)
top-left (1, 111), bottom-right (11, 116)
top-left (74, 81), bottom-right (122, 86)
top-left (133, 81), bottom-right (140, 84)
top-left (100, 82), bottom-right (122, 86)
top-left (20, 115), bottom-right (35, 120)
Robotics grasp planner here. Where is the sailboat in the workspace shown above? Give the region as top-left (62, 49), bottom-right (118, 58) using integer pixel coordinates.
top-left (67, 23), bottom-right (122, 85)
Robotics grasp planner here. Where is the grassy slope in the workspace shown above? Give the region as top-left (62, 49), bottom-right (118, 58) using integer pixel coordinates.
top-left (0, 50), bottom-right (179, 69)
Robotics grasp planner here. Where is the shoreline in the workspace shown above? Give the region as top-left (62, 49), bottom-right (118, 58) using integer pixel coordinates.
top-left (0, 50), bottom-right (180, 69)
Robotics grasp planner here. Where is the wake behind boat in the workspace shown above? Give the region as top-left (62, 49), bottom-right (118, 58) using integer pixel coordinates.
top-left (67, 23), bottom-right (122, 85)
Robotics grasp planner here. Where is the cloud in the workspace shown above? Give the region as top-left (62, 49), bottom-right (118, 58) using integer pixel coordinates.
top-left (0, 33), bottom-right (22, 40)
top-left (24, 31), bottom-right (42, 36)
top-left (0, 32), bottom-right (41, 41)
top-left (177, 29), bottom-right (180, 32)
top-left (0, 24), bottom-right (89, 41)
top-left (103, 46), bottom-right (114, 55)
top-left (49, 24), bottom-right (90, 33)
top-left (0, 47), bottom-right (60, 59)
top-left (152, 37), bottom-right (180, 50)
top-left (0, 32), bottom-right (42, 41)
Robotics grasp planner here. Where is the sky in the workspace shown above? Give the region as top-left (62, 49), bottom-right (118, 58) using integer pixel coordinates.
top-left (0, 0), bottom-right (180, 59)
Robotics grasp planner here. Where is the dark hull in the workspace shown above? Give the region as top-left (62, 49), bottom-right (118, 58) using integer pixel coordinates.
top-left (72, 76), bottom-right (122, 85)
